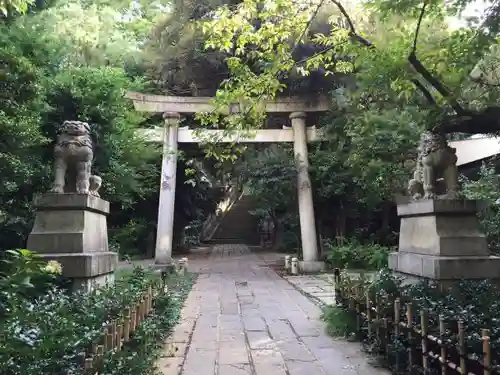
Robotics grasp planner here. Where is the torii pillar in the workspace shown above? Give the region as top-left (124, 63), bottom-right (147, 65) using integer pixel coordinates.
top-left (155, 112), bottom-right (180, 264)
top-left (290, 112), bottom-right (323, 272)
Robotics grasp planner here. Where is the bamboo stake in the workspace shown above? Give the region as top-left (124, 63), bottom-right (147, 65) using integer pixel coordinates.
top-left (139, 298), bottom-right (143, 321)
top-left (148, 285), bottom-right (153, 312)
top-left (421, 310), bottom-right (429, 370)
top-left (458, 320), bottom-right (467, 375)
top-left (97, 345), bottom-right (104, 365)
top-left (366, 293), bottom-right (372, 338)
top-left (84, 357), bottom-right (93, 372)
top-left (334, 268), bottom-right (341, 303)
top-left (130, 306), bottom-right (137, 332)
top-left (375, 295), bottom-right (381, 343)
top-left (439, 315), bottom-right (447, 375)
top-left (101, 331), bottom-right (107, 351)
top-left (136, 303), bottom-right (141, 325)
top-left (124, 308), bottom-right (131, 342)
top-left (116, 324), bottom-right (123, 349)
top-left (483, 328), bottom-right (491, 375)
top-left (84, 358), bottom-right (94, 370)
top-left (349, 286), bottom-right (355, 312)
top-left (111, 322), bottom-right (117, 349)
top-left (355, 286), bottom-right (361, 333)
top-left (78, 352), bottom-right (86, 365)
top-left (105, 324), bottom-right (113, 350)
top-left (406, 303), bottom-right (414, 369)
top-left (382, 318), bottom-right (389, 359)
top-left (394, 298), bottom-right (401, 372)
top-left (105, 332), bottom-right (113, 352)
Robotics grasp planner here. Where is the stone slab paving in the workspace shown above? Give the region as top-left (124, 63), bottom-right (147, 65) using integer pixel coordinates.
top-left (157, 244), bottom-right (389, 375)
top-left (284, 275), bottom-right (338, 306)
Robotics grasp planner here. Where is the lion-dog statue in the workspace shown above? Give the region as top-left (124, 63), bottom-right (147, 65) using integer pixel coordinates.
top-left (50, 120), bottom-right (102, 196)
top-left (408, 131), bottom-right (460, 200)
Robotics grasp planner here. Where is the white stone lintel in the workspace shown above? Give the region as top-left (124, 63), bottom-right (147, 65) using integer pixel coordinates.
top-left (136, 127), bottom-right (322, 144)
top-left (126, 91), bottom-right (330, 114)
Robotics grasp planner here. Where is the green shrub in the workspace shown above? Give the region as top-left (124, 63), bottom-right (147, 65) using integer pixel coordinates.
top-left (462, 163), bottom-right (500, 254)
top-left (331, 269), bottom-right (500, 372)
top-left (323, 238), bottom-right (391, 270)
top-left (321, 306), bottom-right (357, 337)
top-left (0, 249), bottom-right (68, 311)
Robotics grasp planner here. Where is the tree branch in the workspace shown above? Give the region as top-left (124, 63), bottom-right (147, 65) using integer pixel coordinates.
top-left (408, 1), bottom-right (469, 116)
top-left (412, 1), bottom-right (427, 52)
top-left (291, 0), bottom-right (328, 53)
top-left (329, 0), bottom-right (374, 48)
top-left (410, 79), bottom-right (436, 104)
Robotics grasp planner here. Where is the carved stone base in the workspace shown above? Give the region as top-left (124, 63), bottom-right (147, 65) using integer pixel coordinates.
top-left (390, 199), bottom-right (500, 283)
top-left (26, 193), bottom-right (117, 292)
top-left (299, 260), bottom-right (325, 274)
top-left (72, 272), bottom-right (115, 293)
top-left (389, 252), bottom-right (500, 280)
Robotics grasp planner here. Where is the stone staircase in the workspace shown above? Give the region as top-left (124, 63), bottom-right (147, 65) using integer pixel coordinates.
top-left (209, 194), bottom-right (260, 245)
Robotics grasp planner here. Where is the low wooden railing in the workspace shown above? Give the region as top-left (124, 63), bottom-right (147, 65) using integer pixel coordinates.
top-left (72, 271), bottom-right (176, 375)
top-left (333, 269), bottom-right (498, 375)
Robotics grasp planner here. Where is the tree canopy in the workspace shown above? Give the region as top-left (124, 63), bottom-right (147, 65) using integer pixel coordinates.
top-left (1, 0), bottom-right (500, 256)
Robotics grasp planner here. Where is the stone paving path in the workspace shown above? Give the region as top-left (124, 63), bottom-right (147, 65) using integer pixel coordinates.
top-left (284, 275), bottom-right (337, 306)
top-left (157, 244), bottom-right (389, 375)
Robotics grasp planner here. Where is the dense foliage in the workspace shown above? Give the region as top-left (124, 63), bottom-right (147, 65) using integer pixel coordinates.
top-left (462, 162), bottom-right (500, 254)
top-left (327, 269), bottom-right (500, 373)
top-left (323, 239), bottom-right (391, 270)
top-left (0, 249), bottom-right (194, 375)
top-left (0, 0), bottom-right (223, 257)
top-left (2, 0), bottom-right (500, 260)
top-left (196, 0), bottom-right (500, 257)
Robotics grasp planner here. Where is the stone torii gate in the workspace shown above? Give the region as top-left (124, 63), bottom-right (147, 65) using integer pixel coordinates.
top-left (126, 91), bottom-right (330, 272)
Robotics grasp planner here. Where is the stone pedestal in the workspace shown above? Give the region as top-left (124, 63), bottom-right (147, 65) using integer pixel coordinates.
top-left (389, 199), bottom-right (500, 283)
top-left (299, 260), bottom-right (325, 274)
top-left (27, 193), bottom-right (117, 292)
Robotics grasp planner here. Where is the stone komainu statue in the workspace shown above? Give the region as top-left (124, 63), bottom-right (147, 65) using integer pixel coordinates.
top-left (408, 131), bottom-right (460, 200)
top-left (50, 120), bottom-right (102, 196)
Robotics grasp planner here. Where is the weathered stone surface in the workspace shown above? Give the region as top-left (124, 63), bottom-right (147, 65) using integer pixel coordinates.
top-left (218, 341), bottom-right (250, 364)
top-left (34, 193), bottom-right (109, 212)
top-left (127, 91), bottom-right (331, 115)
top-left (242, 315), bottom-right (267, 331)
top-left (28, 194), bottom-right (110, 254)
top-left (407, 131), bottom-right (459, 200)
top-left (181, 348), bottom-right (216, 375)
top-left (49, 120), bottom-right (102, 196)
top-left (392, 199), bottom-right (500, 283)
top-left (27, 189), bottom-right (116, 292)
top-left (389, 252), bottom-right (500, 280)
top-left (155, 244), bottom-right (388, 375)
top-left (397, 200), bottom-right (488, 257)
top-left (286, 360), bottom-right (327, 375)
top-left (157, 356), bottom-right (183, 375)
top-left (299, 260), bottom-right (325, 273)
top-left (218, 364), bottom-right (252, 375)
top-left (39, 252), bottom-right (116, 278)
top-left (277, 339), bottom-right (316, 362)
top-left (397, 199), bottom-right (478, 216)
top-left (246, 330), bottom-right (276, 350)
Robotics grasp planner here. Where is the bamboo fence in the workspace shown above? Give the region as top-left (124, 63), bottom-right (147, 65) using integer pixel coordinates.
top-left (333, 268), bottom-right (499, 375)
top-left (77, 278), bottom-right (168, 375)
